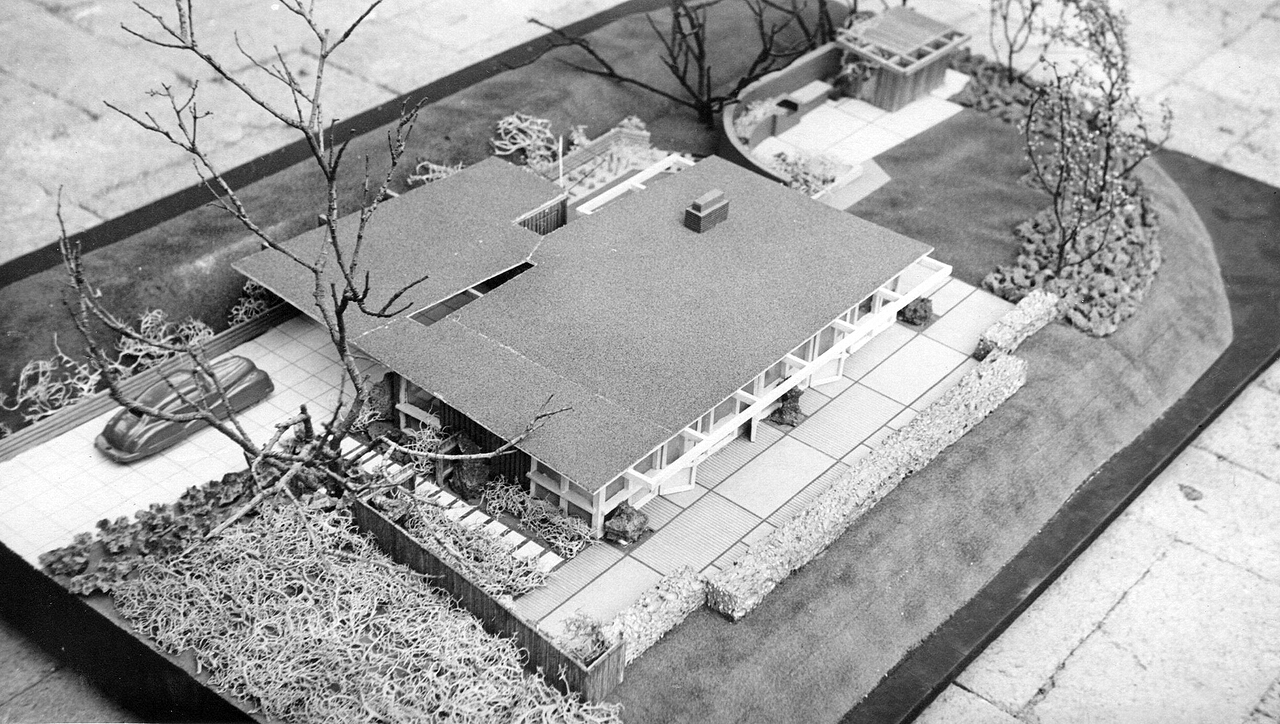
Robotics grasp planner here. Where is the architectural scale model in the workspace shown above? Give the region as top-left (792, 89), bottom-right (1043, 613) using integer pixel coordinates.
top-left (236, 153), bottom-right (953, 535)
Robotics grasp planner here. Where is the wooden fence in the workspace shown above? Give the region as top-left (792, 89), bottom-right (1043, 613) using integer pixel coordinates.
top-left (351, 498), bottom-right (627, 702)
top-left (0, 304), bottom-right (297, 463)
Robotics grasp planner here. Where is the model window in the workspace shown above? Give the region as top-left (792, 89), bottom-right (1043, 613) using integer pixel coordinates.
top-left (664, 436), bottom-right (686, 466)
top-left (763, 360), bottom-right (786, 389)
top-left (817, 326), bottom-right (838, 355)
top-left (792, 336), bottom-right (814, 362)
top-left (712, 397), bottom-right (737, 428)
top-left (634, 449), bottom-right (657, 474)
top-left (567, 502), bottom-right (592, 523)
top-left (538, 463), bottom-right (563, 486)
top-left (605, 476), bottom-right (626, 499)
top-left (697, 411), bottom-right (714, 434)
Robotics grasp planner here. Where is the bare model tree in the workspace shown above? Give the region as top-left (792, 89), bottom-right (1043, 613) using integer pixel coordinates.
top-left (531, 0), bottom-right (838, 126)
top-left (60, 0), bottom-right (567, 534)
top-left (990, 0), bottom-right (1045, 83)
top-left (1022, 0), bottom-right (1170, 274)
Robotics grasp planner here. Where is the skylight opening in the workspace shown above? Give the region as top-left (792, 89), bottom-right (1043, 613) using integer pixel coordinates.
top-left (410, 262), bottom-right (533, 329)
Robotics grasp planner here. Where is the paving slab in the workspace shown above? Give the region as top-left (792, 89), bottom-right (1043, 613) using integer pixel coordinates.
top-left (921, 289), bottom-right (1014, 356)
top-left (926, 277), bottom-right (976, 317)
top-left (1192, 384), bottom-right (1280, 483)
top-left (715, 436), bottom-right (838, 519)
top-left (914, 684), bottom-right (1021, 724)
top-left (789, 382), bottom-right (903, 459)
top-left (860, 335), bottom-right (969, 407)
top-left (631, 491), bottom-right (760, 576)
top-left (841, 322), bottom-right (915, 381)
top-left (956, 515), bottom-right (1174, 713)
top-left (1131, 445), bottom-right (1280, 583)
top-left (540, 556), bottom-right (664, 636)
top-left (1026, 541), bottom-right (1280, 724)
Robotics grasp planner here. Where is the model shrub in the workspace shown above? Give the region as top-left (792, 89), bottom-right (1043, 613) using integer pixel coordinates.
top-left (897, 297), bottom-right (933, 326)
top-left (732, 96), bottom-right (785, 142)
top-left (707, 354), bottom-right (1028, 620)
top-left (761, 151), bottom-right (845, 196)
top-left (226, 280), bottom-right (280, 327)
top-left (947, 49), bottom-right (1038, 124)
top-left (482, 479), bottom-right (599, 559)
top-left (602, 566), bottom-right (706, 664)
top-left (39, 470), bottom-right (257, 595)
top-left (113, 505), bottom-right (622, 724)
top-left (374, 488), bottom-right (548, 598)
top-left (556, 611), bottom-right (612, 664)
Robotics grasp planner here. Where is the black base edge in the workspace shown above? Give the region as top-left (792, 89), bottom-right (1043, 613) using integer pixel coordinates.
top-left (0, 540), bottom-right (252, 723)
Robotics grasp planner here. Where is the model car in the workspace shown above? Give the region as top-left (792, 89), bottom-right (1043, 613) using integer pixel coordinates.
top-left (95, 355), bottom-right (274, 463)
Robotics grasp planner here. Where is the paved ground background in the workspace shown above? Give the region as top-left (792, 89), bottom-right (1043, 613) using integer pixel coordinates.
top-left (1, 0), bottom-right (1277, 721)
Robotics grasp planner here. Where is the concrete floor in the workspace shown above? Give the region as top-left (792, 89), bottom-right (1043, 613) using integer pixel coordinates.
top-left (1, 0), bottom-right (1278, 722)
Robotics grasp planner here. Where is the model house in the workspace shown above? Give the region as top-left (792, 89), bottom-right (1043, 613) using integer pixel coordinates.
top-left (234, 154), bottom-right (952, 534)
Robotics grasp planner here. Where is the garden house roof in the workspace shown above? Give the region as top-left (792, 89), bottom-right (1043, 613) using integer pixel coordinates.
top-left (838, 7), bottom-right (969, 75)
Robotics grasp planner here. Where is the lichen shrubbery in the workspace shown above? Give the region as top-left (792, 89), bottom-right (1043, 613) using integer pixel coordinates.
top-left (113, 505), bottom-right (622, 724)
top-left (482, 479), bottom-right (599, 559)
top-left (985, 188), bottom-right (1160, 336)
top-left (370, 487), bottom-right (549, 598)
top-left (0, 309), bottom-right (213, 426)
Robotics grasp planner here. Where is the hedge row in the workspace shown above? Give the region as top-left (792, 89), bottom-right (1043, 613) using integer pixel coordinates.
top-left (705, 354), bottom-right (1029, 620)
top-left (601, 567), bottom-right (707, 664)
top-left (973, 289), bottom-right (1061, 361)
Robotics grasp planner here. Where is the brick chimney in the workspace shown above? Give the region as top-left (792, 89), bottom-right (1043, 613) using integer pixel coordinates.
top-left (684, 189), bottom-right (729, 233)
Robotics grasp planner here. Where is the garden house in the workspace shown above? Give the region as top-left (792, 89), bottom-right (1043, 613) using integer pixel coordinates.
top-left (234, 154), bottom-right (952, 534)
top-left (836, 7), bottom-right (970, 111)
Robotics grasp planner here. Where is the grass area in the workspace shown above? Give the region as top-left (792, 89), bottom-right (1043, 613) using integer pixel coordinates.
top-left (851, 108), bottom-right (1050, 286)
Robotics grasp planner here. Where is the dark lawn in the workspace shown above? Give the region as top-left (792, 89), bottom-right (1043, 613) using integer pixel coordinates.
top-left (852, 108), bottom-right (1049, 286)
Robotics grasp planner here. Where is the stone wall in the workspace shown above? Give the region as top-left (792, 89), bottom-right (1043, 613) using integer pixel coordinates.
top-left (974, 289), bottom-right (1062, 361)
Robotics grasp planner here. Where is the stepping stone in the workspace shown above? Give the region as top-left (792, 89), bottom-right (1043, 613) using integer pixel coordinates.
top-left (535, 551), bottom-right (565, 573)
top-left (443, 506), bottom-right (468, 522)
top-left (483, 520), bottom-right (508, 536)
top-left (514, 540), bottom-right (543, 559)
top-left (501, 530), bottom-right (526, 547)
top-left (460, 510), bottom-right (490, 528)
